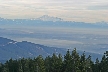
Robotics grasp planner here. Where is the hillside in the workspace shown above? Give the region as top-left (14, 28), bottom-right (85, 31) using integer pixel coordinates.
top-left (0, 37), bottom-right (66, 61)
top-left (0, 37), bottom-right (103, 62)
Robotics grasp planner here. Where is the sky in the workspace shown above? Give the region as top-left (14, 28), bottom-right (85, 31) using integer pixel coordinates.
top-left (0, 0), bottom-right (108, 23)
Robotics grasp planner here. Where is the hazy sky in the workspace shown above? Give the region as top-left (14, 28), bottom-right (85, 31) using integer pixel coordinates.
top-left (0, 0), bottom-right (108, 23)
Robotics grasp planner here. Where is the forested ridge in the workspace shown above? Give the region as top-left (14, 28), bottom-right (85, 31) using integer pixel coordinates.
top-left (0, 48), bottom-right (108, 72)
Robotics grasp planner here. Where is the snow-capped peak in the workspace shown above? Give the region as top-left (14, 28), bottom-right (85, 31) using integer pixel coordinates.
top-left (37, 15), bottom-right (63, 22)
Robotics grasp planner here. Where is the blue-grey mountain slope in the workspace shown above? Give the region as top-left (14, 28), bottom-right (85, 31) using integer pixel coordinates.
top-left (0, 37), bottom-right (66, 60)
top-left (0, 37), bottom-right (103, 62)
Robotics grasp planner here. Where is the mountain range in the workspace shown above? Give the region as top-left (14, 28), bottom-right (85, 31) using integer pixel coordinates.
top-left (0, 15), bottom-right (108, 29)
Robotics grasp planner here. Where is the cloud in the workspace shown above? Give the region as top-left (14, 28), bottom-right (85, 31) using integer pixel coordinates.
top-left (88, 5), bottom-right (108, 10)
top-left (0, 0), bottom-right (108, 22)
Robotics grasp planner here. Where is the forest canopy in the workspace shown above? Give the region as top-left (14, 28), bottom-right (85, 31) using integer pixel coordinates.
top-left (0, 48), bottom-right (108, 72)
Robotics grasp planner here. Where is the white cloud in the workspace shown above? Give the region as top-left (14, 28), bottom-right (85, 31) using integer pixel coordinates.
top-left (0, 0), bottom-right (108, 22)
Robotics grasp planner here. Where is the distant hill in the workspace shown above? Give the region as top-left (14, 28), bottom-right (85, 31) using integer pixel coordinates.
top-left (0, 37), bottom-right (103, 63)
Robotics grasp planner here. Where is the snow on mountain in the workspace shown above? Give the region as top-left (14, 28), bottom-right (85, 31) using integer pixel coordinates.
top-left (0, 15), bottom-right (108, 29)
top-left (37, 15), bottom-right (63, 22)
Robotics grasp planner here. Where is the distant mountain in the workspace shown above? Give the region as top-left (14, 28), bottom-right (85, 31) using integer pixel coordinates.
top-left (0, 15), bottom-right (108, 29)
top-left (0, 37), bottom-right (103, 62)
top-left (37, 15), bottom-right (63, 22)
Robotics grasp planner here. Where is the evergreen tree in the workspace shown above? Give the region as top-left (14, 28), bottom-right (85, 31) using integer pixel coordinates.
top-left (63, 49), bottom-right (72, 72)
top-left (85, 55), bottom-right (93, 72)
top-left (27, 58), bottom-right (34, 72)
top-left (51, 53), bottom-right (63, 72)
top-left (45, 56), bottom-right (51, 72)
top-left (100, 55), bottom-right (108, 72)
top-left (34, 55), bottom-right (45, 72)
top-left (20, 58), bottom-right (29, 72)
top-left (92, 58), bottom-right (100, 72)
top-left (7, 58), bottom-right (14, 72)
top-left (57, 54), bottom-right (63, 72)
top-left (71, 48), bottom-right (80, 72)
top-left (0, 63), bottom-right (2, 72)
top-left (100, 52), bottom-right (108, 72)
top-left (17, 59), bottom-right (23, 72)
top-left (79, 52), bottom-right (86, 72)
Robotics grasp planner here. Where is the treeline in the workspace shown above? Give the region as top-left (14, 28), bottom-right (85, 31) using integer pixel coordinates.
top-left (0, 48), bottom-right (108, 72)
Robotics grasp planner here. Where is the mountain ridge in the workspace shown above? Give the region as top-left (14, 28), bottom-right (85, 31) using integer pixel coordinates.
top-left (0, 37), bottom-right (66, 61)
top-left (0, 37), bottom-right (103, 62)
top-left (0, 15), bottom-right (108, 24)
top-left (0, 15), bottom-right (108, 29)
top-left (37, 15), bottom-right (63, 22)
